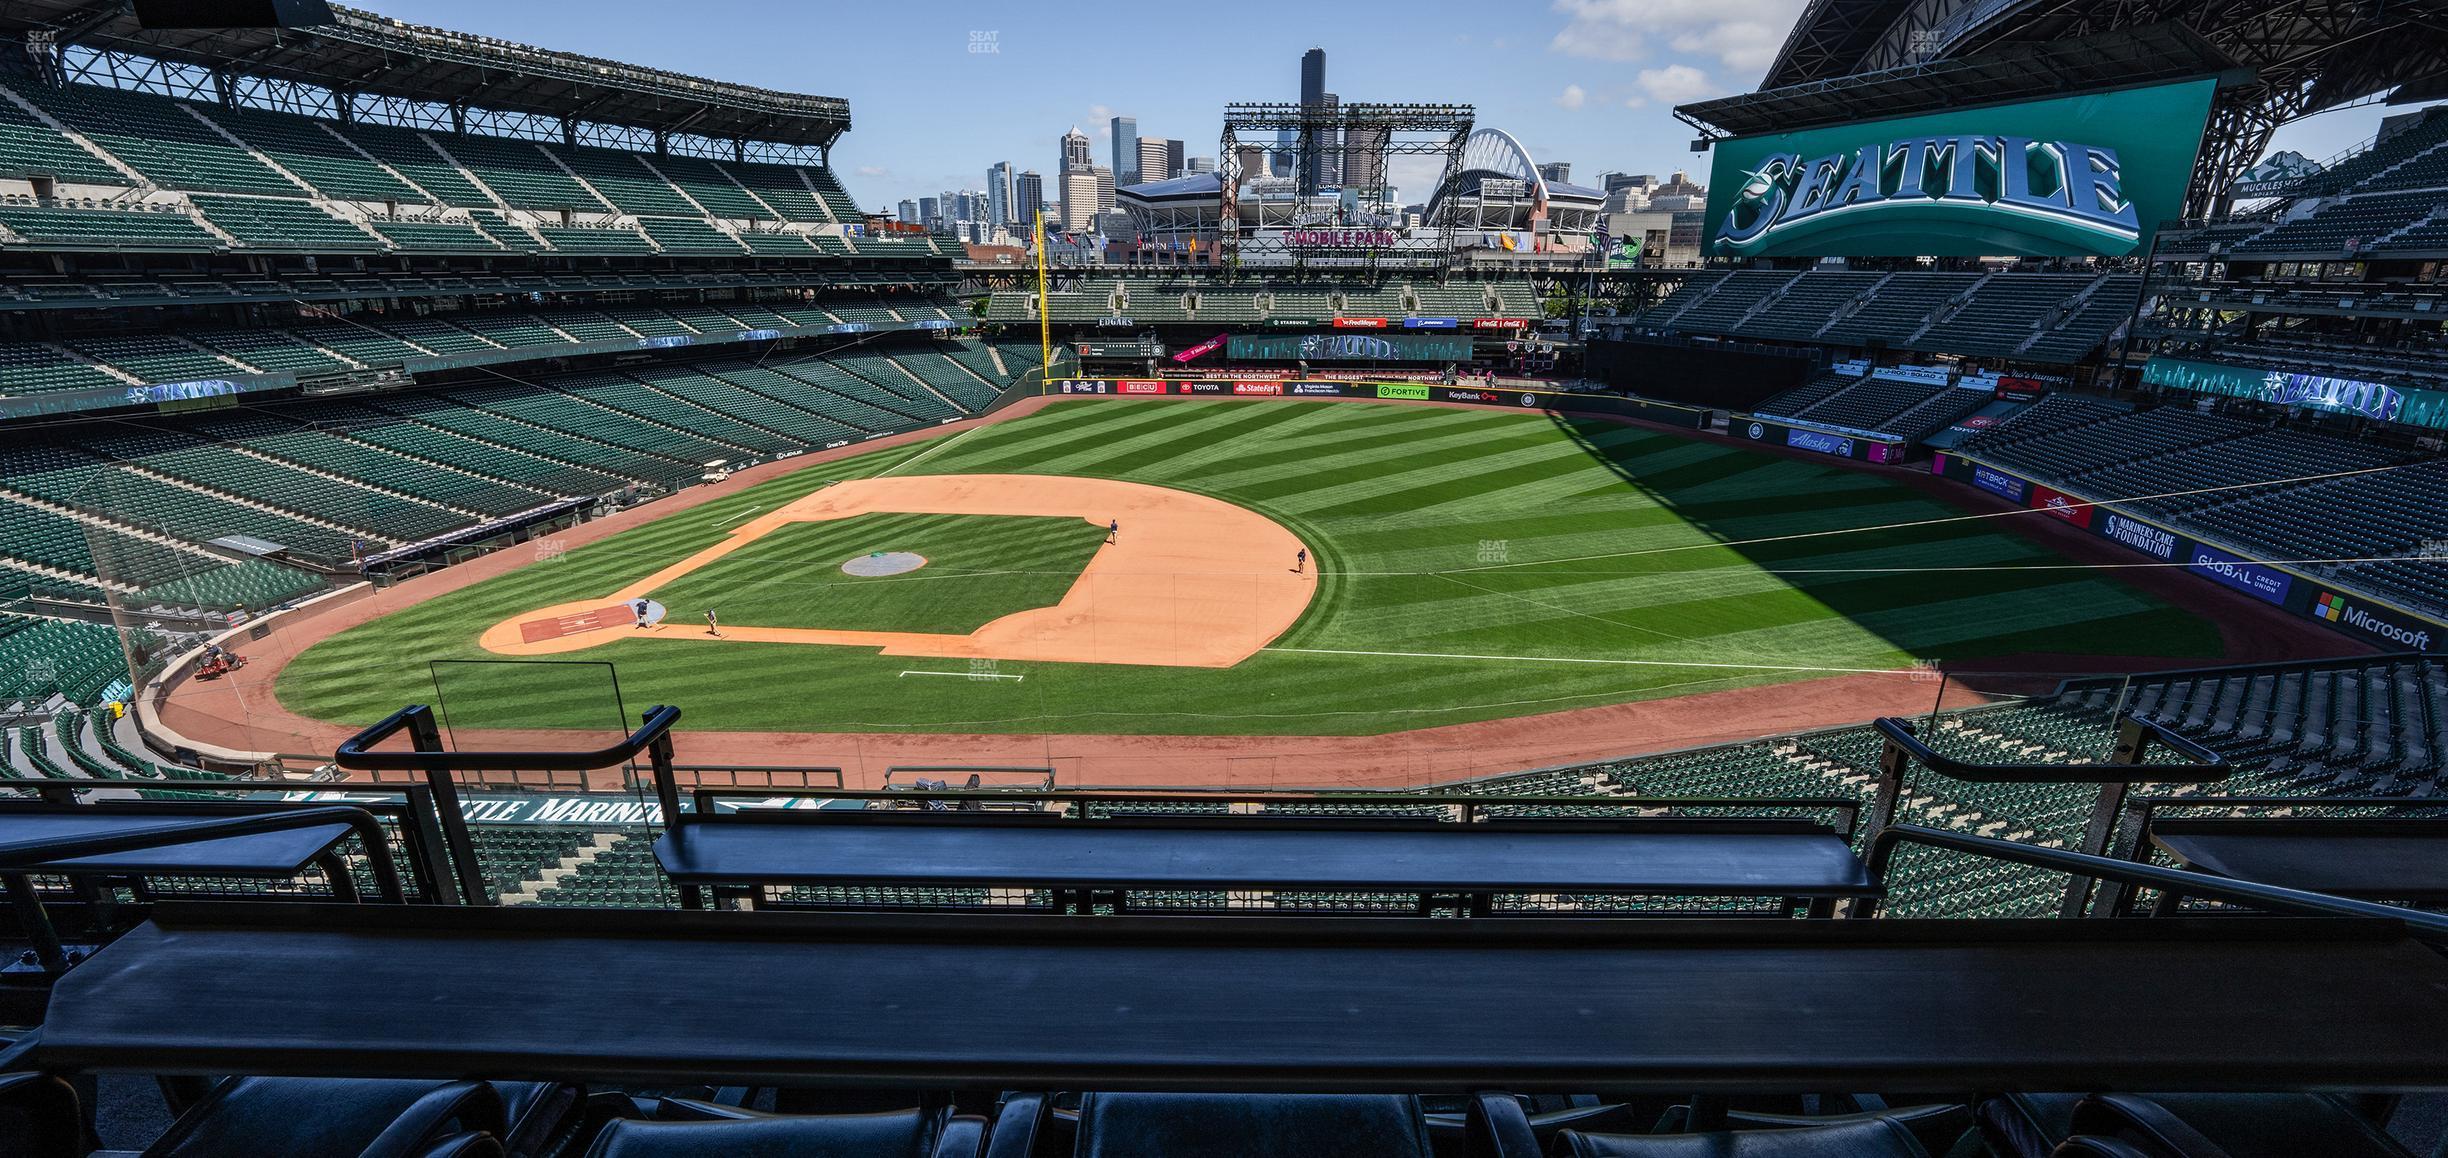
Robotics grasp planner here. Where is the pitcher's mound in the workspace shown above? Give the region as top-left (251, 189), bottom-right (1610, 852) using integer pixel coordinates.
top-left (842, 551), bottom-right (927, 577)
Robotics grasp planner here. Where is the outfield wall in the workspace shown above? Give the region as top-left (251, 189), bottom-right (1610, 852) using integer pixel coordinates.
top-left (1044, 377), bottom-right (1710, 428)
top-left (1733, 415), bottom-right (1907, 464)
top-left (1931, 452), bottom-right (2443, 653)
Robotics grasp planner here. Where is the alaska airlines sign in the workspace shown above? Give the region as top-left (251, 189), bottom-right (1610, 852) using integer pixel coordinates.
top-left (1702, 79), bottom-right (2216, 258)
top-left (1715, 137), bottom-right (2139, 256)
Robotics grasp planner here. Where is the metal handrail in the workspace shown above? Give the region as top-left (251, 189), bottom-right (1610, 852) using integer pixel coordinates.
top-left (1862, 823), bottom-right (2448, 941)
top-left (335, 704), bottom-right (681, 772)
top-left (1871, 715), bottom-right (2227, 784)
top-left (2, 805), bottom-right (404, 972)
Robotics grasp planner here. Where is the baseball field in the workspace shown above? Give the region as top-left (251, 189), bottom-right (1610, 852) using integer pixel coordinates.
top-left (274, 397), bottom-right (2228, 736)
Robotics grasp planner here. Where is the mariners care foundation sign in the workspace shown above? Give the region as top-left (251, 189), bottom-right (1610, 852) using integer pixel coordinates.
top-left (1703, 79), bottom-right (2216, 257)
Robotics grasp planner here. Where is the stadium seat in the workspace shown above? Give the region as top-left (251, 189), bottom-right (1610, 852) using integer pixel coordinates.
top-left (1072, 1093), bottom-right (1432, 1158)
top-left (581, 1103), bottom-right (961, 1158)
top-left (0, 1071), bottom-right (84, 1158)
top-left (1555, 1116), bottom-right (1935, 1157)
top-left (1978, 1092), bottom-right (2411, 1158)
top-left (142, 1077), bottom-right (528, 1158)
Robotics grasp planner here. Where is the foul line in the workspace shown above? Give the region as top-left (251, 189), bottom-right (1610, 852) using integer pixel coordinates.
top-left (875, 416), bottom-right (992, 478)
top-left (1261, 645), bottom-right (1920, 676)
top-left (899, 670), bottom-right (1025, 681)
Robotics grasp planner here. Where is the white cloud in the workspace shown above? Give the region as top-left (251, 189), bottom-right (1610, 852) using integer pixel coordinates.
top-left (1088, 105), bottom-right (1112, 123)
top-left (1549, 0), bottom-right (1807, 76)
top-left (1636, 64), bottom-right (1717, 106)
top-left (856, 165), bottom-right (889, 178)
top-left (1555, 84), bottom-right (1587, 110)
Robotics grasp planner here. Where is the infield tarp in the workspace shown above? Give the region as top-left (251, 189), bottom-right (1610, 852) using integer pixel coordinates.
top-left (1702, 78), bottom-right (2216, 257)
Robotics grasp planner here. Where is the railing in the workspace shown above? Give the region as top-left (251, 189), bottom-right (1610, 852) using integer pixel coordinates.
top-left (1868, 714), bottom-right (2229, 917)
top-left (1863, 823), bottom-right (2448, 941)
top-left (334, 702), bottom-right (680, 905)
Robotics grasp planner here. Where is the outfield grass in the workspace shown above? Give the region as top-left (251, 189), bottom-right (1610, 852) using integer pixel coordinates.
top-left (642, 513), bottom-right (1107, 633)
top-left (277, 399), bottom-right (2227, 735)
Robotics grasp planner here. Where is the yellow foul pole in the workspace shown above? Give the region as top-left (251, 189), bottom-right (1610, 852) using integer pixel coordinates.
top-left (1033, 210), bottom-right (1054, 391)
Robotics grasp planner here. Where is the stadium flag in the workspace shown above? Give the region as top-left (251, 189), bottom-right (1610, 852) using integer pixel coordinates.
top-left (1499, 232), bottom-right (1518, 251)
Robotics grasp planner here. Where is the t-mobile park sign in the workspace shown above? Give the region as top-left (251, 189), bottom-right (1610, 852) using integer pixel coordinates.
top-left (1283, 229), bottom-right (1400, 247)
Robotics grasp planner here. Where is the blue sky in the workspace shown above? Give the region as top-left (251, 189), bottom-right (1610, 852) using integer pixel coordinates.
top-left (369, 0), bottom-right (2395, 213)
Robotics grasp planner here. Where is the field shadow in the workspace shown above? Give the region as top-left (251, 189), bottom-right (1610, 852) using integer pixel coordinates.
top-left (1524, 407), bottom-right (2226, 693)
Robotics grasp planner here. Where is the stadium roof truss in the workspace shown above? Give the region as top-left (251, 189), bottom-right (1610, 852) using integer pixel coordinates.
top-left (0, 1), bottom-right (851, 155)
top-left (1426, 128), bottom-right (1606, 238)
top-left (1217, 102), bottom-right (1472, 273)
top-left (1749, 2), bottom-right (2448, 219)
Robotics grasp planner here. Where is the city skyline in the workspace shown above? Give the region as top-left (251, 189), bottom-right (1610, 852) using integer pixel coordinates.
top-left (358, 0), bottom-right (2401, 219)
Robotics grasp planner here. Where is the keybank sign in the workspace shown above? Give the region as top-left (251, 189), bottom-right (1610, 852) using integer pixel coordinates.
top-left (1703, 79), bottom-right (2216, 258)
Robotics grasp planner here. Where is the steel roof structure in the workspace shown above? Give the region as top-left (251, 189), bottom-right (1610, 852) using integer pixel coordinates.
top-left (1749, 0), bottom-right (2448, 216)
top-left (1678, 24), bottom-right (2239, 140)
top-left (0, 0), bottom-right (850, 147)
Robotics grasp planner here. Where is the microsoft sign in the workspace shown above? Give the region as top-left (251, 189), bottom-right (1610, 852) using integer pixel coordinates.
top-left (1704, 79), bottom-right (2216, 257)
top-left (2310, 591), bottom-right (2436, 652)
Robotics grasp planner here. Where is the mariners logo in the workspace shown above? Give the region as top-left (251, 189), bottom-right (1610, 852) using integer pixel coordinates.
top-left (1747, 422), bottom-right (1766, 439)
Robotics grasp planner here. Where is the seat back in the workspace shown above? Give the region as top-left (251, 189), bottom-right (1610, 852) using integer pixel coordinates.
top-left (582, 1107), bottom-right (935, 1158)
top-left (1073, 1093), bottom-right (1431, 1158)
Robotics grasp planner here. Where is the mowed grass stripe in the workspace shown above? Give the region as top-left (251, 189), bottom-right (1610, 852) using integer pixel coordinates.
top-left (279, 400), bottom-right (2229, 735)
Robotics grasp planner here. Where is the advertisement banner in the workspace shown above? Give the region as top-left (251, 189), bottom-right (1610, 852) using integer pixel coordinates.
top-left (1374, 383), bottom-right (1433, 401)
top-left (2139, 355), bottom-right (2448, 428)
top-left (1473, 318), bottom-right (1529, 329)
top-left (1171, 333), bottom-right (1228, 363)
top-left (1116, 380), bottom-right (1166, 395)
top-left (1872, 364), bottom-right (1953, 386)
top-left (1231, 381), bottom-right (1284, 395)
top-left (1972, 465), bottom-right (2030, 502)
top-left (1287, 382), bottom-right (1350, 396)
top-left (1179, 381), bottom-right (1231, 394)
top-left (2186, 543), bottom-right (2294, 606)
top-left (1226, 333), bottom-right (1475, 363)
top-left (2100, 512), bottom-right (2178, 561)
top-left (1994, 376), bottom-right (2049, 402)
top-left (2028, 484), bottom-right (2094, 527)
top-left (1333, 317), bottom-right (1390, 329)
top-left (1702, 78), bottom-right (2217, 257)
top-left (1786, 428), bottom-right (1856, 458)
top-left (1059, 380), bottom-right (1113, 394)
top-left (1404, 317), bottom-right (1460, 329)
top-left (2309, 591), bottom-right (2437, 651)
